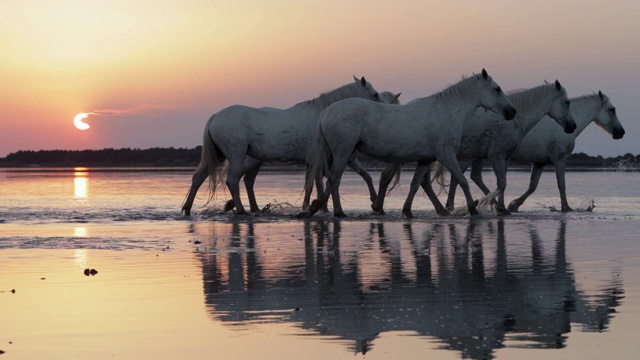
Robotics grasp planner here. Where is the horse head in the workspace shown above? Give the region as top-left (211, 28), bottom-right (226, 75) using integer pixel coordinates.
top-left (546, 80), bottom-right (576, 134)
top-left (595, 91), bottom-right (625, 140)
top-left (378, 91), bottom-right (401, 105)
top-left (477, 68), bottom-right (517, 120)
top-left (352, 75), bottom-right (381, 102)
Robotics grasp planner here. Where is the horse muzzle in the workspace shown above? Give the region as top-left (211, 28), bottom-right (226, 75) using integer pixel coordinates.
top-left (563, 120), bottom-right (577, 134)
top-left (613, 128), bottom-right (625, 139)
top-left (503, 106), bottom-right (517, 120)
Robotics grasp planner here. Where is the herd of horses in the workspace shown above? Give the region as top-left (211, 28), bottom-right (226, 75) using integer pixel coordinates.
top-left (181, 69), bottom-right (626, 218)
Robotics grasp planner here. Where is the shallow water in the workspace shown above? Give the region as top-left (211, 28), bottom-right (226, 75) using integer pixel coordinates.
top-left (1, 168), bottom-right (638, 359)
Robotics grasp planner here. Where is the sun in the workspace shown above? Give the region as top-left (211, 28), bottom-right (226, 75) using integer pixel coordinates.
top-left (73, 113), bottom-right (90, 130)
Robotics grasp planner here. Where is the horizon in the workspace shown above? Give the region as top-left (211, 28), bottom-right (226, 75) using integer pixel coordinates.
top-left (1, 1), bottom-right (638, 158)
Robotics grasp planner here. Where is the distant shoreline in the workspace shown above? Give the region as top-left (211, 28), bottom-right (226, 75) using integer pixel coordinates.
top-left (0, 165), bottom-right (637, 173)
top-left (0, 147), bottom-right (638, 170)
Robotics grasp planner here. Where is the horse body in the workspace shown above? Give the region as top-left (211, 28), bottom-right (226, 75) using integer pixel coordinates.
top-left (301, 69), bottom-right (517, 218)
top-left (435, 81), bottom-right (576, 214)
top-left (507, 91), bottom-right (625, 212)
top-left (210, 104), bottom-right (318, 163)
top-left (182, 77), bottom-right (386, 216)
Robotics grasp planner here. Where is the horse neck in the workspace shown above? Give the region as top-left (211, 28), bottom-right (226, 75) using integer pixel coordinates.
top-left (308, 83), bottom-right (363, 110)
top-left (434, 76), bottom-right (484, 122)
top-left (509, 86), bottom-right (558, 136)
top-left (568, 95), bottom-right (600, 138)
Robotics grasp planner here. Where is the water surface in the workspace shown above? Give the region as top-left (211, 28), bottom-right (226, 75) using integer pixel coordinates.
top-left (1, 168), bottom-right (638, 359)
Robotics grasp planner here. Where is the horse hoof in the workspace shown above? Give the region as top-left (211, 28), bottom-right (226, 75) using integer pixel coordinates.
top-left (372, 209), bottom-right (385, 215)
top-left (469, 208), bottom-right (479, 216)
top-left (561, 207), bottom-right (574, 212)
top-left (402, 210), bottom-right (414, 218)
top-left (234, 210), bottom-right (250, 216)
top-left (497, 208), bottom-right (511, 216)
top-left (295, 211), bottom-right (311, 219)
top-left (182, 208), bottom-right (191, 217)
top-left (334, 211), bottom-right (348, 218)
top-left (436, 209), bottom-right (450, 216)
top-left (507, 202), bottom-right (520, 213)
top-left (224, 200), bottom-right (236, 212)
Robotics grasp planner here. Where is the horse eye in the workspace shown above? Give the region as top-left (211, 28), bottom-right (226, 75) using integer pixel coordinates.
top-left (565, 101), bottom-right (570, 106)
top-left (374, 92), bottom-right (379, 98)
top-left (495, 87), bottom-right (501, 93)
top-left (610, 108), bottom-right (616, 114)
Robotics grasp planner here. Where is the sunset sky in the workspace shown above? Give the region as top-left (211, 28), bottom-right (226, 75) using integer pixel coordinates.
top-left (1, 0), bottom-right (638, 157)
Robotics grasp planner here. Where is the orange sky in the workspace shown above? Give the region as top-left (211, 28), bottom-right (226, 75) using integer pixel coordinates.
top-left (1, 0), bottom-right (638, 157)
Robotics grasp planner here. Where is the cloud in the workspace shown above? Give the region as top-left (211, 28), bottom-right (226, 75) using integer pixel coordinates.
top-left (87, 103), bottom-right (185, 117)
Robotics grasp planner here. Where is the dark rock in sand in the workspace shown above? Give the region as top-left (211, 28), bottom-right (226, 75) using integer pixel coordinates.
top-left (84, 268), bottom-right (98, 276)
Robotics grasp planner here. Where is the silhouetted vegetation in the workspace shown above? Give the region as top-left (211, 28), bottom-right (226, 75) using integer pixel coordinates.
top-left (0, 147), bottom-right (638, 170)
top-left (0, 147), bottom-right (202, 167)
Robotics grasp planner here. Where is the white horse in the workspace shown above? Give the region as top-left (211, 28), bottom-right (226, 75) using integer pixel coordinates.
top-left (300, 69), bottom-right (517, 218)
top-left (412, 81), bottom-right (577, 215)
top-left (181, 77), bottom-right (395, 216)
top-left (215, 90), bottom-right (401, 215)
top-left (506, 91), bottom-right (625, 212)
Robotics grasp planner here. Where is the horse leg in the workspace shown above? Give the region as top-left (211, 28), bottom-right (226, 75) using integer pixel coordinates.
top-left (400, 164), bottom-right (426, 218)
top-left (242, 160), bottom-right (263, 213)
top-left (328, 157), bottom-right (350, 218)
top-left (182, 164), bottom-right (208, 216)
top-left (469, 159), bottom-right (490, 195)
top-left (398, 163), bottom-right (443, 217)
top-left (489, 156), bottom-right (510, 215)
top-left (418, 164), bottom-right (449, 216)
top-left (223, 157), bottom-right (262, 212)
top-left (555, 160), bottom-right (573, 212)
top-left (225, 155), bottom-right (249, 216)
top-left (371, 164), bottom-right (398, 215)
top-left (313, 173), bottom-right (329, 212)
top-left (445, 160), bottom-right (471, 211)
top-left (438, 155), bottom-right (478, 215)
top-left (507, 163), bottom-right (545, 212)
top-left (347, 156), bottom-right (377, 205)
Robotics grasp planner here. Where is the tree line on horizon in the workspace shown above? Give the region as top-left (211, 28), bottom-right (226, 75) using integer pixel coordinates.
top-left (0, 147), bottom-right (638, 169)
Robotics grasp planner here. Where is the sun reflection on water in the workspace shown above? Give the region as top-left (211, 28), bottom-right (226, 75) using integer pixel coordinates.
top-left (74, 226), bottom-right (88, 237)
top-left (73, 249), bottom-right (88, 268)
top-left (73, 167), bottom-right (89, 198)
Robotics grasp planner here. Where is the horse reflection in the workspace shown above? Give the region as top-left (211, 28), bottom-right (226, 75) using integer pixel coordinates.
top-left (198, 220), bottom-right (623, 359)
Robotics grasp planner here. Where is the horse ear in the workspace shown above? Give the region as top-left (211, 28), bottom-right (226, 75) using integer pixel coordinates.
top-left (481, 68), bottom-right (488, 80)
top-left (394, 93), bottom-right (402, 101)
top-left (598, 90), bottom-right (604, 99)
top-left (353, 75), bottom-right (359, 83)
top-left (555, 79), bottom-right (561, 90)
top-left (360, 76), bottom-right (367, 86)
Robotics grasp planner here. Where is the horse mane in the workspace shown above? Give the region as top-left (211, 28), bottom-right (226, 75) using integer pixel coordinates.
top-left (434, 73), bottom-right (486, 104)
top-left (308, 81), bottom-right (366, 110)
top-left (572, 92), bottom-right (603, 104)
top-left (507, 83), bottom-right (560, 114)
top-left (505, 88), bottom-right (527, 95)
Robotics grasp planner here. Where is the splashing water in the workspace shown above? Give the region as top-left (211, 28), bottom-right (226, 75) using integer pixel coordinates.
top-left (260, 200), bottom-right (298, 215)
top-left (538, 195), bottom-right (596, 212)
top-left (449, 190), bottom-right (501, 216)
top-left (199, 200), bottom-right (299, 217)
top-left (577, 195), bottom-right (596, 212)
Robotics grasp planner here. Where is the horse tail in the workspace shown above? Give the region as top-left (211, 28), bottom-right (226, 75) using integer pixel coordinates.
top-left (199, 115), bottom-right (228, 206)
top-left (304, 122), bottom-right (332, 200)
top-left (431, 161), bottom-right (449, 194)
top-left (381, 163), bottom-right (403, 194)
